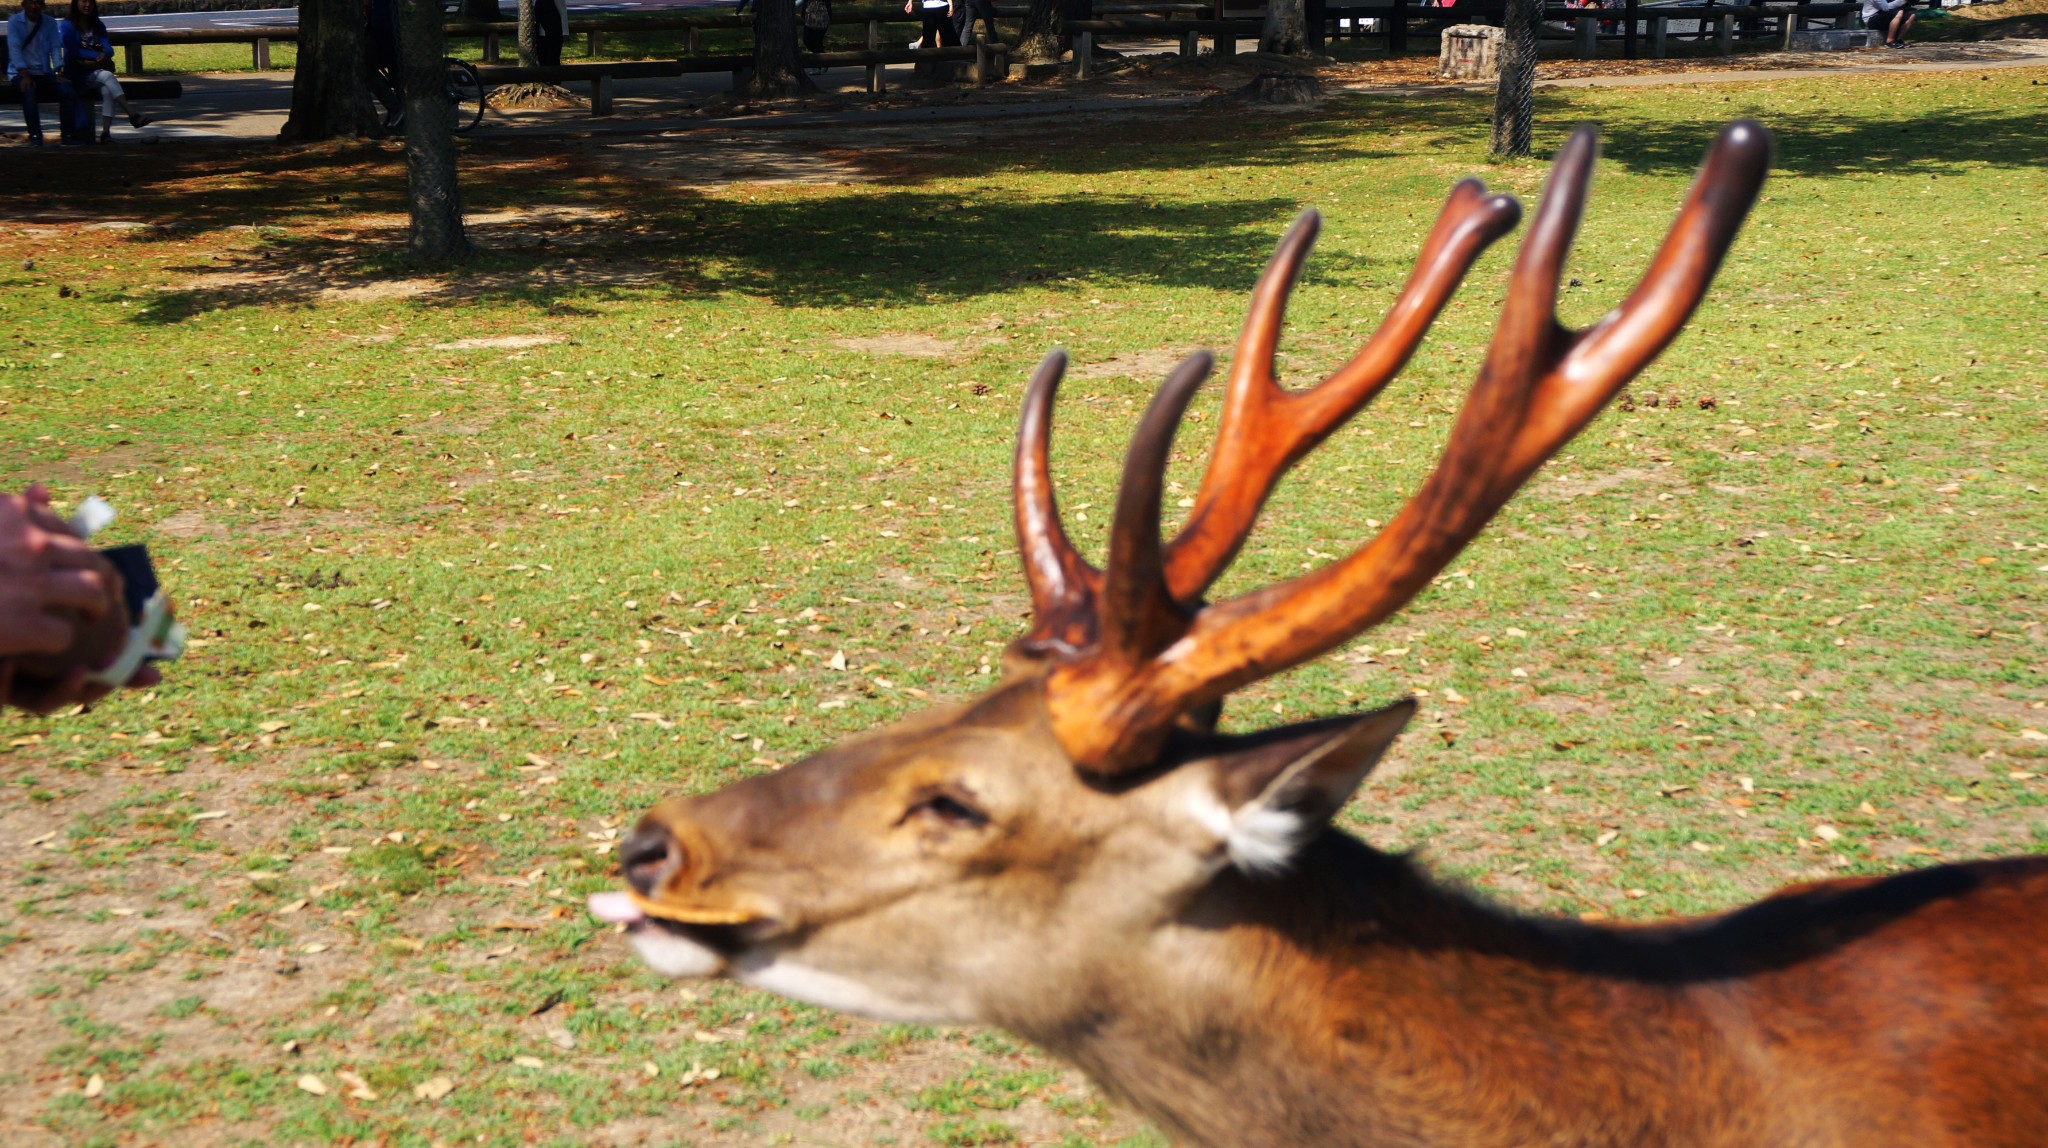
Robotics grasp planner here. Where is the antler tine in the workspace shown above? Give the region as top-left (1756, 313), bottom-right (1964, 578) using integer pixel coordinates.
top-left (1099, 353), bottom-right (1214, 666)
top-left (1163, 185), bottom-right (1522, 603)
top-left (1412, 125), bottom-right (1602, 538)
top-left (1044, 123), bottom-right (1770, 772)
top-left (1013, 350), bottom-right (1102, 658)
top-left (1502, 119), bottom-right (1771, 482)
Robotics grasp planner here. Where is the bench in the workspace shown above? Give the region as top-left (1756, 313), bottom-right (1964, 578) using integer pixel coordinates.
top-left (2, 76), bottom-right (182, 104)
top-left (475, 43), bottom-right (997, 113)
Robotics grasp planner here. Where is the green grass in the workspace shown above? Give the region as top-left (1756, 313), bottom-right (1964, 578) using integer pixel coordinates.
top-left (2, 64), bottom-right (2045, 1145)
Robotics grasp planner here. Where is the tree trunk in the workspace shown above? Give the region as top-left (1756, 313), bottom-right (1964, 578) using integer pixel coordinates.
top-left (461, 0), bottom-right (499, 19)
top-left (1260, 0), bottom-right (1309, 55)
top-left (400, 0), bottom-right (473, 264)
top-left (1491, 0), bottom-right (1539, 158)
top-left (281, 0), bottom-right (379, 141)
top-left (746, 0), bottom-right (815, 98)
top-left (518, 0), bottom-right (538, 67)
top-left (1019, 0), bottom-right (1076, 64)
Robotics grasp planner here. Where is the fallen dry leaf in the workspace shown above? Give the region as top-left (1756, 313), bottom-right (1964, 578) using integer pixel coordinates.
top-left (83, 1074), bottom-right (104, 1098)
top-left (513, 1056), bottom-right (546, 1069)
top-left (336, 1070), bottom-right (378, 1101)
top-left (297, 1075), bottom-right (329, 1096)
top-left (189, 810), bottom-right (229, 822)
top-left (413, 1076), bottom-right (456, 1101)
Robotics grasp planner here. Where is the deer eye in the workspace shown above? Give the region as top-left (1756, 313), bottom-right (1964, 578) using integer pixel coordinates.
top-left (908, 790), bottom-right (989, 829)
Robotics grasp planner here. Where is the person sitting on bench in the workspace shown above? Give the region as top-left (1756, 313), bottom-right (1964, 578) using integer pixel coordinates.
top-left (1862, 0), bottom-right (1914, 47)
top-left (7, 0), bottom-right (83, 146)
top-left (64, 0), bottom-right (146, 143)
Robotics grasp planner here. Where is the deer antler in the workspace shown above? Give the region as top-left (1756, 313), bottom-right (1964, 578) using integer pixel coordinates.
top-left (1012, 121), bottom-right (1771, 772)
top-left (1015, 173), bottom-right (1523, 661)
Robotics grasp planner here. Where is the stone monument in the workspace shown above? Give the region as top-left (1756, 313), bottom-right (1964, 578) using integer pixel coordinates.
top-left (1441, 24), bottom-right (1503, 80)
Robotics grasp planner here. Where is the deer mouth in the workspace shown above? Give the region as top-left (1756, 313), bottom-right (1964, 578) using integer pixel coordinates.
top-left (589, 890), bottom-right (763, 979)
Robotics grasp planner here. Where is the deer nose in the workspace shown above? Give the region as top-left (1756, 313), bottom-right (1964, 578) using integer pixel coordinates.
top-left (621, 824), bottom-right (683, 898)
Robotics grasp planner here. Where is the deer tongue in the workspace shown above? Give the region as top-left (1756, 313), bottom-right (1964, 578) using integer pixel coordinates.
top-left (588, 891), bottom-right (645, 925)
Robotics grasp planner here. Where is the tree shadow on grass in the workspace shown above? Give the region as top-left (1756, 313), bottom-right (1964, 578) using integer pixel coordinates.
top-left (131, 186), bottom-right (1383, 321)
top-left (1594, 102), bottom-right (2048, 180)
top-left (73, 76), bottom-right (2042, 325)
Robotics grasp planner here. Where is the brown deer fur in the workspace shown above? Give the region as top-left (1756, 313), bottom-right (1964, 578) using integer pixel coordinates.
top-left (591, 123), bottom-right (2048, 1146)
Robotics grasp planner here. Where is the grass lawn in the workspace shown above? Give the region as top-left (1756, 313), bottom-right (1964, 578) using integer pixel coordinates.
top-left (2, 65), bottom-right (2044, 1146)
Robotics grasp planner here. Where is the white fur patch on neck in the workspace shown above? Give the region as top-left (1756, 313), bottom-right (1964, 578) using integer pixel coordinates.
top-left (627, 927), bottom-right (726, 979)
top-left (1187, 792), bottom-right (1306, 876)
top-left (734, 952), bottom-right (964, 1023)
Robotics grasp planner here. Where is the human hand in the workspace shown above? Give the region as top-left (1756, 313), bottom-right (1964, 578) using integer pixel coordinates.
top-left (0, 485), bottom-right (114, 660)
top-left (0, 660), bottom-right (159, 715)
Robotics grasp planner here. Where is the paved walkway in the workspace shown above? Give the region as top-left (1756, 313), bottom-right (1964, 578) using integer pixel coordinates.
top-left (21, 38), bottom-right (2048, 146)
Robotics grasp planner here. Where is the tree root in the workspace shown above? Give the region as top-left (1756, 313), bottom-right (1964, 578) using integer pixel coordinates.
top-left (485, 82), bottom-right (583, 110)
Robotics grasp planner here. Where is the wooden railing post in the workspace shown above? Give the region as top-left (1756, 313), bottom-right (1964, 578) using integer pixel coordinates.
top-left (1390, 0), bottom-right (1407, 56)
top-left (1075, 28), bottom-right (1093, 78)
top-left (592, 73), bottom-right (613, 114)
top-left (1624, 0), bottom-right (1637, 58)
top-left (1650, 13), bottom-right (1666, 57)
top-left (123, 42), bottom-right (142, 74)
top-left (1715, 12), bottom-right (1733, 53)
top-left (687, 26), bottom-right (700, 54)
top-left (587, 30), bottom-right (601, 56)
top-left (252, 37), bottom-right (270, 70)
top-left (867, 19), bottom-right (884, 92)
top-left (1574, 15), bottom-right (1595, 57)
top-left (1181, 28), bottom-right (1198, 56)
top-left (484, 31), bottom-right (500, 63)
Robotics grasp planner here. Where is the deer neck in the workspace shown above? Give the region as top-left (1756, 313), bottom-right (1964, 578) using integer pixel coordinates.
top-left (992, 833), bottom-right (1753, 1148)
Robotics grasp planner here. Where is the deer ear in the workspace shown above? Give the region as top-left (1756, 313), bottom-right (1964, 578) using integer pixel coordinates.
top-left (1206, 698), bottom-right (1416, 874)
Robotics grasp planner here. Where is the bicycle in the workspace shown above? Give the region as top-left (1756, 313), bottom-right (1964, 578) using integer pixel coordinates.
top-left (370, 56), bottom-right (486, 136)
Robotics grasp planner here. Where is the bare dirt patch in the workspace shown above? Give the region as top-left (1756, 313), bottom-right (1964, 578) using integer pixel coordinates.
top-left (833, 333), bottom-right (1008, 357)
top-left (429, 335), bottom-right (564, 351)
top-left (1066, 346), bottom-right (1205, 381)
top-left (152, 510), bottom-right (229, 540)
top-left (597, 136), bottom-right (885, 187)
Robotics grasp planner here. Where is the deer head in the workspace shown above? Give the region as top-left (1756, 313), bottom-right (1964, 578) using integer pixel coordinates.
top-left (590, 123), bottom-right (1770, 1034)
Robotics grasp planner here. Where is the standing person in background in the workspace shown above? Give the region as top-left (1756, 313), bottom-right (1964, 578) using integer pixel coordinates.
top-left (7, 0), bottom-right (82, 146)
top-left (953, 0), bottom-right (995, 45)
top-left (1862, 0), bottom-right (1914, 45)
top-left (365, 0), bottom-right (400, 124)
top-left (65, 0), bottom-right (148, 142)
top-left (534, 0), bottom-right (568, 66)
top-left (798, 0), bottom-right (830, 54)
top-left (905, 0), bottom-right (955, 49)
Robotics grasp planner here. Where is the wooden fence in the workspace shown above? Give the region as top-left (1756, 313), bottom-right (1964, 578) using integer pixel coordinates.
top-left (110, 1), bottom-right (1872, 87)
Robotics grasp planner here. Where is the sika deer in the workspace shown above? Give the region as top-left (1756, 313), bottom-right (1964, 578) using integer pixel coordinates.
top-left (590, 122), bottom-right (2048, 1147)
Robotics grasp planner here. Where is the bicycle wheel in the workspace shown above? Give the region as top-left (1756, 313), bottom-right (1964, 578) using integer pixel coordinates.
top-left (443, 58), bottom-right (485, 135)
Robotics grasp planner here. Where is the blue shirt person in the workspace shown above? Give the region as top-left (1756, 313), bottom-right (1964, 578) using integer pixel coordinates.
top-left (7, 0), bottom-right (84, 144)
